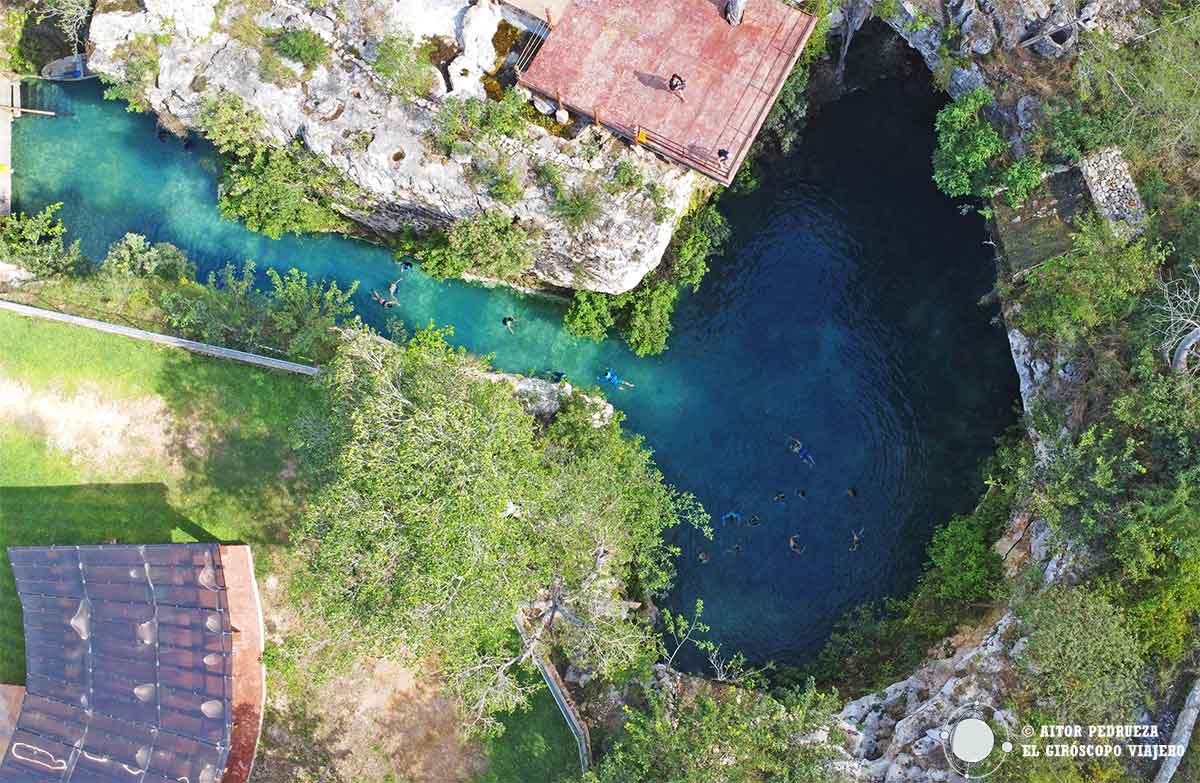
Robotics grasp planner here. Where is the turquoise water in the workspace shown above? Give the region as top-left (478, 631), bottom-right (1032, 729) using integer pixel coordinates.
top-left (13, 78), bottom-right (1016, 665)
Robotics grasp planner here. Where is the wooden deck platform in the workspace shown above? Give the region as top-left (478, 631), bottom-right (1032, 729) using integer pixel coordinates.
top-left (0, 75), bottom-right (18, 216)
top-left (518, 0), bottom-right (817, 184)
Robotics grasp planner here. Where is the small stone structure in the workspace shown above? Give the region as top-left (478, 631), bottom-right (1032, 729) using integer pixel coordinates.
top-left (1079, 146), bottom-right (1148, 237)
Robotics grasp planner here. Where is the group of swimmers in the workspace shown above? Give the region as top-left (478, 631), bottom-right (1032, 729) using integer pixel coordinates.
top-left (370, 261), bottom-right (415, 309)
top-left (697, 437), bottom-right (867, 563)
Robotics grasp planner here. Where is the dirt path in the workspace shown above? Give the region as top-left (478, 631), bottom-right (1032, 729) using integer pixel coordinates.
top-left (0, 374), bottom-right (184, 475)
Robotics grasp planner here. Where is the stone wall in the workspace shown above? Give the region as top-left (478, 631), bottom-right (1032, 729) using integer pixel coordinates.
top-left (86, 0), bottom-right (698, 294)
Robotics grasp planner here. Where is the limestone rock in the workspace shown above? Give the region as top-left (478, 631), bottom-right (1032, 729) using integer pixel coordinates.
top-left (1079, 146), bottom-right (1148, 237)
top-left (86, 0), bottom-right (697, 295)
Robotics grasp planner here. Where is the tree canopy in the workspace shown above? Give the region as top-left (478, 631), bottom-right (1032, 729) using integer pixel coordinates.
top-left (296, 327), bottom-right (707, 732)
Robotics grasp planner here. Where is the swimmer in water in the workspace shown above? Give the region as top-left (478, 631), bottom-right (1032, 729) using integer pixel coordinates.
top-left (774, 492), bottom-right (787, 503)
top-left (788, 437), bottom-right (816, 466)
top-left (847, 487), bottom-right (858, 498)
top-left (698, 551), bottom-right (710, 564)
top-left (598, 368), bottom-right (635, 389)
top-left (722, 511), bottom-right (742, 525)
top-left (502, 316), bottom-right (516, 334)
top-left (789, 534), bottom-right (806, 555)
top-left (796, 488), bottom-right (807, 499)
top-left (749, 514), bottom-right (762, 527)
top-left (850, 527), bottom-right (865, 551)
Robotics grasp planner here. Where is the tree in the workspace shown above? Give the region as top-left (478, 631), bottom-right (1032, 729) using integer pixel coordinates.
top-left (0, 202), bottom-right (84, 277)
top-left (296, 328), bottom-right (707, 732)
top-left (198, 92), bottom-right (265, 159)
top-left (564, 290), bottom-right (616, 342)
top-left (41, 0), bottom-right (89, 55)
top-left (265, 267), bottom-right (357, 363)
top-left (587, 680), bottom-right (838, 783)
top-left (217, 143), bottom-right (346, 239)
top-left (102, 233), bottom-right (192, 279)
top-left (440, 210), bottom-right (533, 280)
top-left (931, 87), bottom-right (1006, 198)
top-left (1016, 586), bottom-right (1143, 726)
top-left (1154, 264), bottom-right (1200, 374)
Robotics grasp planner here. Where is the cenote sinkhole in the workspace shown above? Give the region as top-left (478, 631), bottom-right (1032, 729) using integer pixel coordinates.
top-left (12, 74), bottom-right (1018, 667)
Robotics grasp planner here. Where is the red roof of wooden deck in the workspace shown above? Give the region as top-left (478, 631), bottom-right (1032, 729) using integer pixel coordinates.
top-left (518, 0), bottom-right (818, 185)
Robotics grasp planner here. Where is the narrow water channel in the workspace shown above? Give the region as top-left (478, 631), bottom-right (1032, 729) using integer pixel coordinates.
top-left (12, 73), bottom-right (1016, 666)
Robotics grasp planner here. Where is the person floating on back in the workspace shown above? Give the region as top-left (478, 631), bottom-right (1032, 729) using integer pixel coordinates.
top-left (668, 73), bottom-right (687, 103)
top-left (598, 368), bottom-right (635, 389)
top-left (789, 534), bottom-right (806, 555)
top-left (849, 527), bottom-right (865, 552)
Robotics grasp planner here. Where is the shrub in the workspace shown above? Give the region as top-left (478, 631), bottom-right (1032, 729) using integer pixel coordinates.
top-left (564, 290), bottom-right (616, 342)
top-left (1016, 585), bottom-right (1143, 726)
top-left (931, 87), bottom-right (1006, 198)
top-left (425, 210), bottom-right (533, 280)
top-left (669, 203), bottom-right (730, 291)
top-left (102, 233), bottom-right (193, 279)
top-left (476, 157), bottom-right (525, 205)
top-left (607, 159), bottom-right (644, 194)
top-left (1001, 155), bottom-right (1045, 207)
top-left (217, 143), bottom-right (348, 239)
top-left (198, 92), bottom-right (265, 159)
top-left (0, 203), bottom-right (84, 277)
top-left (431, 88), bottom-right (528, 152)
top-left (1017, 212), bottom-right (1168, 340)
top-left (533, 159), bottom-right (564, 195)
top-left (372, 31), bottom-right (435, 100)
top-left (101, 33), bottom-right (160, 112)
top-left (589, 682), bottom-right (837, 783)
top-left (552, 186), bottom-right (602, 230)
top-left (926, 514), bottom-right (1002, 606)
top-left (1045, 101), bottom-right (1114, 163)
top-left (268, 28), bottom-right (328, 72)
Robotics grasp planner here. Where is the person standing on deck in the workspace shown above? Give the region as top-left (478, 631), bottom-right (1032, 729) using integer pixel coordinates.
top-left (668, 73), bottom-right (687, 103)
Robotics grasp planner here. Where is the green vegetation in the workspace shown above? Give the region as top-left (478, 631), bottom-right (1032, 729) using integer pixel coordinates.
top-left (100, 33), bottom-right (162, 112)
top-left (398, 209), bottom-right (534, 281)
top-left (798, 441), bottom-right (1023, 695)
top-left (0, 308), bottom-right (318, 683)
top-left (1013, 212), bottom-right (1167, 341)
top-left (3, 224), bottom-right (357, 365)
top-left (551, 185), bottom-right (602, 231)
top-left (476, 156), bottom-right (526, 205)
top-left (474, 685), bottom-right (579, 783)
top-left (563, 199), bottom-right (730, 356)
top-left (606, 160), bottom-right (644, 194)
top-left (372, 31), bottom-right (437, 100)
top-left (296, 327), bottom-right (708, 732)
top-left (1000, 155), bottom-right (1045, 208)
top-left (267, 27), bottom-right (329, 73)
top-left (0, 203), bottom-right (84, 278)
top-left (931, 87), bottom-right (1007, 199)
top-left (196, 93), bottom-right (353, 239)
top-left (1015, 585), bottom-right (1143, 725)
top-left (433, 88), bottom-right (529, 153)
top-left (218, 142), bottom-right (351, 239)
top-left (586, 681), bottom-right (837, 783)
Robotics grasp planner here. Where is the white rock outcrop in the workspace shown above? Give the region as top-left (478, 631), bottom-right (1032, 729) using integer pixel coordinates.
top-left (86, 0), bottom-right (697, 295)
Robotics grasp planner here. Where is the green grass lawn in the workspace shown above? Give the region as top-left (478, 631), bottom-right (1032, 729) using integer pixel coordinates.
top-left (474, 685), bottom-right (580, 783)
top-left (0, 308), bottom-right (578, 782)
top-left (0, 308), bottom-right (320, 683)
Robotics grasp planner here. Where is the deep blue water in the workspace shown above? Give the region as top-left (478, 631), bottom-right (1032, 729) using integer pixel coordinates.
top-left (13, 77), bottom-right (1016, 666)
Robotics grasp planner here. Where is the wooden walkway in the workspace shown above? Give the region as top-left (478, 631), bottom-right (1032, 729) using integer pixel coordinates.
top-left (0, 74), bottom-right (17, 216)
top-left (0, 299), bottom-right (321, 376)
